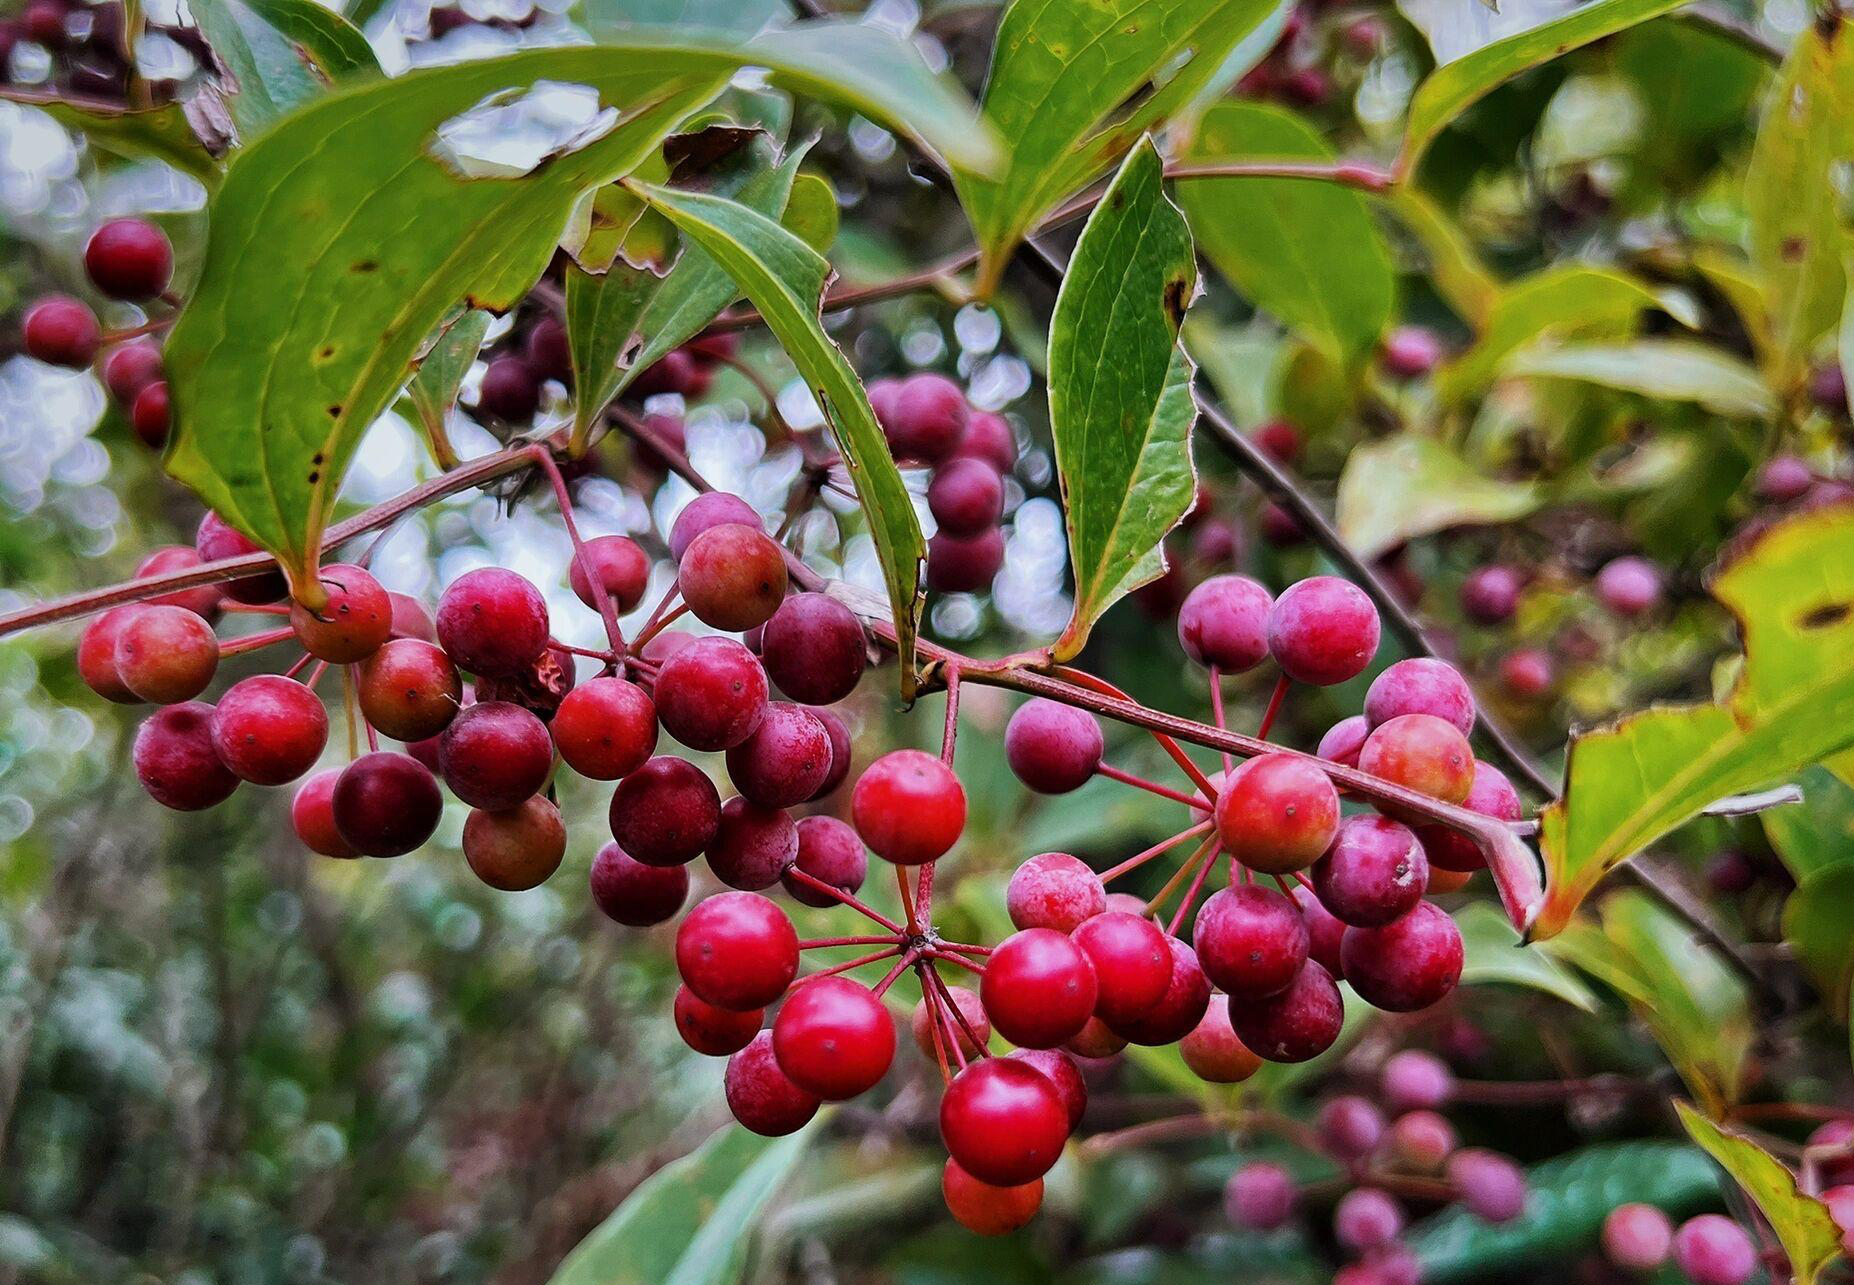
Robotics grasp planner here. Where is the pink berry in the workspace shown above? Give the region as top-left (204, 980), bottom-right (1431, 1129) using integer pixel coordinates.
top-left (1312, 815), bottom-right (1429, 927)
top-left (1365, 658), bottom-right (1476, 736)
top-left (567, 534), bottom-right (649, 613)
top-left (782, 814), bottom-right (867, 907)
top-left (1595, 556), bottom-right (1662, 616)
top-left (1268, 576), bottom-right (1380, 685)
top-left (1380, 1049), bottom-right (1453, 1111)
top-left (23, 294), bottom-right (101, 367)
top-left (883, 372), bottom-right (967, 464)
top-left (1006, 851), bottom-right (1106, 932)
top-left (926, 528), bottom-right (1005, 594)
top-left (928, 457), bottom-right (1005, 536)
top-left (1335, 1187), bottom-right (1403, 1252)
top-left (1318, 1095), bottom-right (1386, 1161)
top-left (1448, 1149), bottom-right (1528, 1224)
top-left (1670, 1215), bottom-right (1757, 1285)
top-left (1004, 698), bottom-right (1103, 794)
top-left (1177, 575), bottom-right (1273, 672)
top-left (1194, 884), bottom-right (1309, 998)
top-left (1603, 1202), bottom-right (1674, 1270)
top-left (1224, 1161), bottom-right (1296, 1229)
top-left (1318, 715), bottom-right (1370, 767)
top-left (1341, 902), bottom-right (1463, 1012)
top-left (1461, 565), bottom-right (1522, 623)
top-left (668, 491), bottom-right (760, 560)
top-left (705, 796), bottom-right (798, 890)
top-left (1381, 325), bottom-right (1444, 378)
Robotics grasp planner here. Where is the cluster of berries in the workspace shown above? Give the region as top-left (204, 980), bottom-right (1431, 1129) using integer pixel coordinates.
top-left (472, 311), bottom-right (738, 426)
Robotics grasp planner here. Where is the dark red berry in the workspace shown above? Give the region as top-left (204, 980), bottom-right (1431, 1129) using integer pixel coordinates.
top-left (1226, 959), bottom-right (1345, 1062)
top-left (926, 528), bottom-right (1005, 593)
top-left (928, 457), bottom-right (1005, 536)
top-left (675, 891), bottom-right (797, 1011)
top-left (1313, 815), bottom-right (1428, 927)
top-left (477, 355), bottom-right (540, 421)
top-left (1178, 575), bottom-right (1273, 671)
top-left (78, 605), bottom-right (144, 703)
top-left (134, 701), bottom-right (238, 810)
top-left (130, 382), bottom-right (170, 448)
top-left (1106, 936), bottom-right (1211, 1046)
top-left (882, 372), bottom-right (967, 464)
top-left (674, 984), bottom-right (761, 1056)
top-left (210, 675), bottom-right (327, 785)
top-left (552, 677), bottom-right (656, 780)
top-left (609, 755), bottom-right (720, 865)
top-left (982, 927), bottom-right (1099, 1049)
top-left (781, 815), bottom-right (868, 908)
top-left (851, 749), bottom-right (966, 865)
top-left (1292, 883), bottom-right (1347, 978)
top-left (292, 768), bottom-right (358, 857)
top-left (668, 491), bottom-right (760, 560)
top-left (1341, 901), bottom-right (1463, 1012)
top-left (589, 841), bottom-right (688, 926)
top-left (706, 796), bottom-right (797, 890)
top-left (1214, 752), bottom-right (1340, 874)
top-left (1003, 699), bottom-right (1103, 794)
top-left (332, 752), bottom-right (443, 856)
top-left (759, 593), bottom-right (867, 705)
top-left (389, 592), bottom-right (436, 642)
top-left (654, 636), bottom-right (769, 751)
top-left (1461, 565), bottom-right (1521, 624)
top-left (23, 294), bottom-right (101, 367)
top-left (356, 638), bottom-right (461, 742)
top-left (1317, 715), bottom-right (1370, 767)
top-left (1072, 911), bottom-right (1171, 1025)
top-left (725, 1031), bottom-right (819, 1136)
top-left (524, 315), bottom-right (572, 383)
top-left (939, 1058), bottom-right (1070, 1186)
top-left (1267, 576), bottom-right (1380, 685)
top-left (773, 975), bottom-right (895, 1100)
top-left (1253, 419), bottom-right (1302, 465)
top-left (436, 567), bottom-right (549, 678)
top-left (438, 700), bottom-right (552, 810)
top-left (134, 546), bottom-right (221, 619)
top-left (1194, 884), bottom-right (1309, 998)
top-left (952, 410), bottom-right (1015, 473)
top-left (567, 534), bottom-right (649, 613)
top-left (1498, 647), bottom-right (1554, 699)
top-left (726, 703), bottom-right (831, 807)
top-left (196, 512), bottom-right (286, 605)
top-left (83, 217), bottom-right (172, 300)
top-left (809, 706), bottom-right (853, 799)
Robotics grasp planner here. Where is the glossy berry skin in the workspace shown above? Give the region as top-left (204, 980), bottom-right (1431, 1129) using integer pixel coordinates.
top-left (1066, 1016), bottom-right (1128, 1059)
top-left (134, 702), bottom-right (239, 810)
top-left (1177, 575), bottom-right (1273, 671)
top-left (674, 985), bottom-right (761, 1056)
top-left (1107, 937), bottom-right (1211, 1046)
top-left (78, 606), bottom-right (144, 704)
top-left (609, 756), bottom-right (720, 866)
top-left (1180, 995), bottom-right (1263, 1083)
top-left (653, 636), bottom-right (768, 752)
top-left (759, 593), bottom-right (866, 705)
top-left (1335, 1188), bottom-right (1404, 1253)
top-left (1007, 1048), bottom-right (1087, 1130)
top-left (1418, 761), bottom-right (1523, 872)
top-left (1313, 815), bottom-right (1429, 927)
top-left (1461, 564), bottom-right (1522, 624)
top-left (679, 523), bottom-right (788, 631)
top-left (1341, 902), bottom-right (1464, 1012)
top-left (196, 512), bottom-right (287, 605)
top-left (782, 815), bottom-right (867, 907)
top-left (104, 341), bottom-right (165, 405)
top-left (939, 1058), bottom-right (1071, 1186)
top-left (1448, 1149), bottom-right (1528, 1224)
top-left (981, 928), bottom-right (1099, 1049)
top-left (1215, 752), bottom-right (1341, 874)
top-left (464, 795), bottom-right (566, 891)
top-left (588, 841), bottom-right (688, 926)
top-left (1670, 1216), bottom-right (1757, 1285)
top-left (1365, 658), bottom-right (1476, 736)
top-left (1358, 714), bottom-right (1475, 806)
top-left (1822, 1186), bottom-right (1854, 1252)
top-left (884, 372), bottom-right (968, 464)
top-left (1224, 1162), bottom-right (1296, 1230)
top-left (134, 546), bottom-right (221, 620)
top-left (772, 976), bottom-right (895, 1100)
top-left (115, 604), bottom-right (218, 704)
top-left (1227, 959), bottom-right (1345, 1063)
top-left (524, 314), bottom-right (572, 382)
top-left (810, 708), bottom-right (853, 799)
top-left (1071, 911), bottom-right (1170, 1025)
top-left (669, 492), bottom-right (761, 560)
top-left (1006, 852), bottom-right (1106, 932)
top-left (552, 677), bottom-right (656, 780)
top-left (357, 639), bottom-right (461, 742)
top-left (210, 675), bottom-right (328, 785)
top-left (1004, 699), bottom-right (1103, 794)
top-left (1595, 555), bottom-right (1662, 616)
top-left (851, 749), bottom-right (966, 865)
top-left (1318, 715), bottom-right (1370, 767)
top-left (942, 1160), bottom-right (1042, 1237)
top-left (706, 797), bottom-right (798, 890)
top-left (23, 295), bottom-right (101, 367)
top-left (1381, 1049), bottom-right (1454, 1111)
top-left (567, 534), bottom-right (650, 613)
top-left (1267, 576), bottom-right (1380, 686)
top-left (1319, 1095), bottom-right (1386, 1161)
top-left (332, 752), bottom-right (442, 856)
top-left (926, 528), bottom-right (1006, 594)
top-left (725, 1031), bottom-right (819, 1137)
top-left (435, 568), bottom-right (549, 678)
top-left (130, 383), bottom-right (170, 448)
top-left (953, 410), bottom-right (1016, 473)
top-left (84, 218), bottom-right (172, 299)
top-left (438, 700), bottom-right (552, 810)
top-left (1602, 1203), bottom-right (1673, 1270)
top-left (928, 457), bottom-right (1005, 536)
top-left (292, 769), bottom-right (358, 858)
top-left (676, 892), bottom-right (797, 1012)
top-left (726, 703), bottom-right (831, 807)
top-left (477, 355), bottom-right (540, 421)
top-left (1194, 884), bottom-right (1310, 998)
top-left (913, 985), bottom-right (991, 1059)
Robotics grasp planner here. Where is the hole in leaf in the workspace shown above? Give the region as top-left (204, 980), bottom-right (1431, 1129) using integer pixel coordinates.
top-left (430, 81), bottom-right (618, 180)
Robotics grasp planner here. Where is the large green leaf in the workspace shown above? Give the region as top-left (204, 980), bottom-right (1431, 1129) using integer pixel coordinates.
top-left (1047, 139), bottom-right (1198, 662)
top-left (1677, 1103), bottom-right (1844, 1285)
top-left (1396, 0), bottom-right (1693, 177)
top-left (1178, 102), bottom-right (1394, 369)
top-left (1746, 13), bottom-right (1854, 396)
top-left (954, 0), bottom-right (1275, 292)
top-left (190, 0), bottom-right (328, 137)
top-left (628, 182), bottom-right (927, 694)
top-left (239, 0), bottom-right (380, 80)
top-left (1502, 341), bottom-right (1775, 419)
top-left (1455, 902), bottom-right (1599, 1012)
top-left (3, 92), bottom-right (221, 184)
top-left (1335, 434), bottom-right (1540, 561)
top-left (548, 1121), bottom-right (820, 1285)
top-left (1533, 505), bottom-right (1854, 938)
top-left (1783, 865), bottom-right (1854, 1023)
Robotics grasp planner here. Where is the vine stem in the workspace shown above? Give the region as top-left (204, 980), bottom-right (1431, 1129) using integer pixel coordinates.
top-left (940, 667), bottom-right (961, 765)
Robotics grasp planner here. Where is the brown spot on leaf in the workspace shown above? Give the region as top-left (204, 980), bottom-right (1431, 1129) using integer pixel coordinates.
top-left (317, 345), bottom-right (336, 361)
top-left (327, 405), bottom-right (342, 417)
top-left (1162, 275), bottom-right (1191, 329)
top-left (311, 452), bottom-right (326, 466)
top-left (307, 471), bottom-right (320, 485)
top-left (351, 260), bottom-right (378, 274)
top-left (1800, 601), bottom-right (1852, 629)
top-left (1782, 235), bottom-right (1806, 262)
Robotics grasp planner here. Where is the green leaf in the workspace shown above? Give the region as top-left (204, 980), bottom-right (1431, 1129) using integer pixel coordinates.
top-left (627, 181), bottom-right (927, 694)
top-left (1677, 1103), bottom-right (1844, 1285)
top-left (548, 1121), bottom-right (820, 1285)
top-left (1533, 505), bottom-right (1854, 938)
top-left (1502, 341), bottom-right (1776, 419)
top-left (1397, 0), bottom-right (1693, 178)
top-left (401, 309), bottom-right (490, 468)
top-left (1, 92), bottom-right (221, 185)
top-left (1335, 433), bottom-right (1540, 561)
top-left (1455, 902), bottom-right (1599, 1012)
top-left (1047, 139), bottom-right (1199, 662)
top-left (1762, 763), bottom-right (1854, 882)
top-left (1380, 186), bottom-right (1500, 329)
top-left (1746, 13), bottom-right (1854, 395)
top-left (954, 0), bottom-right (1276, 292)
top-left (1178, 102), bottom-right (1395, 369)
top-left (239, 0), bottom-right (380, 80)
top-left (1782, 865), bottom-right (1854, 1022)
top-left (190, 0), bottom-right (328, 137)
top-left (781, 171), bottom-right (838, 253)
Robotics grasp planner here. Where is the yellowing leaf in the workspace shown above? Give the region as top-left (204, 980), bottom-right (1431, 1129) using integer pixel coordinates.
top-left (1677, 1103), bottom-right (1845, 1285)
top-left (1336, 434), bottom-right (1540, 560)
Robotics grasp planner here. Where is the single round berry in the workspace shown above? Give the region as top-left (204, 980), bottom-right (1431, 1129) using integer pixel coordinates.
top-left (1194, 884), bottom-right (1310, 998)
top-left (981, 927), bottom-right (1099, 1049)
top-left (1461, 564), bottom-right (1521, 624)
top-left (1381, 324), bottom-right (1443, 378)
top-left (1365, 658), bottom-right (1476, 736)
top-left (1313, 815), bottom-right (1429, 927)
top-left (1177, 574), bottom-right (1273, 672)
top-left (1335, 1188), bottom-right (1403, 1253)
top-left (104, 341), bottom-right (164, 406)
top-left (292, 768), bottom-right (357, 857)
top-left (883, 371), bottom-right (968, 464)
top-left (79, 606), bottom-right (144, 703)
top-left (1389, 1109), bottom-right (1457, 1170)
top-left (357, 638), bottom-right (462, 742)
top-left (1416, 762), bottom-right (1522, 873)
top-left (1669, 1216), bottom-right (1758, 1285)
top-left (1318, 715), bottom-right (1370, 767)
top-left (134, 701), bottom-right (239, 810)
top-left (552, 677), bottom-right (656, 780)
top-left (115, 603), bottom-right (218, 704)
top-left (1757, 453), bottom-right (1815, 503)
top-left (913, 985), bottom-right (991, 1059)
top-left (438, 700), bottom-right (552, 810)
top-left (1448, 1149), bottom-right (1528, 1224)
top-left (22, 294), bottom-right (101, 367)
top-left (1602, 1203), bottom-right (1673, 1271)
top-left (332, 752), bottom-right (442, 856)
top-left (134, 546), bottom-right (221, 620)
top-left (210, 675), bottom-right (327, 785)
top-left (1226, 959), bottom-right (1345, 1062)
top-left (1380, 1049), bottom-right (1454, 1111)
top-left (759, 593), bottom-right (867, 705)
top-left (1595, 555), bottom-right (1662, 616)
top-left (567, 534), bottom-right (650, 614)
top-left (679, 522), bottom-right (788, 631)
top-left (1253, 418), bottom-right (1302, 464)
top-left (926, 528), bottom-right (1005, 594)
top-left (953, 410), bottom-right (1016, 473)
top-left (436, 568), bottom-right (549, 678)
top-left (1358, 714), bottom-right (1475, 806)
top-left (1341, 902), bottom-right (1464, 1012)
top-left (810, 707), bottom-right (853, 800)
top-left (1498, 647), bottom-right (1555, 699)
top-left (609, 755), bottom-right (721, 865)
top-left (1224, 1162), bottom-right (1296, 1230)
top-left (463, 795), bottom-right (565, 891)
top-left (523, 314), bottom-right (572, 382)
top-left (782, 815), bottom-right (868, 908)
top-left (725, 1031), bottom-right (819, 1137)
top-left (1318, 1094), bottom-right (1386, 1160)
top-left (130, 382), bottom-right (170, 448)
top-left (654, 636), bottom-right (769, 752)
top-left (1007, 1048), bottom-right (1088, 1130)
top-left (1292, 883), bottom-right (1347, 979)
top-left (851, 749), bottom-right (966, 865)
top-left (669, 491), bottom-right (761, 560)
top-left (83, 217), bottom-right (172, 299)
top-left (477, 355), bottom-right (540, 421)
top-left (674, 984), bottom-right (761, 1056)
top-left (1267, 576), bottom-right (1381, 686)
top-left (939, 1057), bottom-right (1070, 1186)
top-left (195, 512), bottom-right (287, 605)
top-left (1260, 500), bottom-right (1304, 546)
top-left (1006, 851), bottom-right (1106, 932)
top-left (772, 975), bottom-right (895, 1101)
top-left (928, 457), bottom-right (1005, 536)
top-left (1003, 699), bottom-right (1103, 794)
top-left (1106, 937), bottom-right (1211, 1046)
top-left (675, 892), bottom-right (797, 1012)
top-left (1214, 752), bottom-right (1341, 874)
top-left (1072, 910), bottom-right (1170, 1025)
top-left (1179, 994), bottom-right (1263, 1083)
top-left (942, 1160), bottom-right (1042, 1237)
top-left (1066, 1016), bottom-right (1128, 1059)
top-left (706, 797), bottom-right (798, 890)
top-left (589, 841), bottom-right (688, 926)
top-left (726, 703), bottom-right (831, 807)
top-left (631, 347), bottom-right (710, 400)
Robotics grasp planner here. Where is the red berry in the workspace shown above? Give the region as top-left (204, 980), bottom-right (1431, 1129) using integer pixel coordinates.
top-left (477, 355), bottom-right (540, 421)
top-left (952, 410), bottom-right (1015, 473)
top-left (567, 534), bottom-right (649, 613)
top-left (676, 892), bottom-right (797, 1011)
top-left (1267, 576), bottom-right (1380, 685)
top-left (332, 752), bottom-right (442, 856)
top-left (1225, 1161), bottom-right (1296, 1229)
top-left (1358, 714), bottom-right (1475, 805)
top-left (1259, 500), bottom-right (1303, 546)
top-left (941, 1159), bottom-right (1043, 1236)
top-left (654, 636), bottom-right (769, 752)
top-left (1005, 851), bottom-right (1106, 932)
top-left (1416, 761), bottom-right (1522, 873)
top-left (725, 703), bottom-right (831, 807)
top-left (809, 707), bottom-right (853, 800)
top-left (609, 755), bottom-right (720, 865)
top-left (1318, 1094), bottom-right (1386, 1160)
top-left (1381, 1049), bottom-right (1454, 1111)
top-left (115, 603), bottom-right (218, 704)
top-left (912, 985), bottom-right (991, 1059)
top-left (883, 372), bottom-right (967, 464)
top-left (1313, 815), bottom-right (1428, 927)
top-left (78, 605), bottom-right (144, 703)
top-left (1317, 715), bottom-right (1370, 767)
top-left (928, 457), bottom-right (1004, 536)
top-left (706, 796), bottom-right (797, 890)
top-left (552, 677), bottom-right (656, 780)
top-left (982, 928), bottom-right (1098, 1049)
top-left (1007, 1048), bottom-right (1087, 1129)
top-left (356, 638), bottom-right (462, 742)
top-left (386, 593), bottom-right (434, 642)
top-left (1194, 884), bottom-right (1309, 998)
top-left (1253, 418), bottom-right (1302, 464)
top-left (1341, 901), bottom-right (1463, 1012)
top-left (524, 315), bottom-right (572, 383)
top-left (22, 294), bottom-right (101, 367)
top-left (1066, 1016), bottom-right (1128, 1059)
top-left (1602, 1202), bottom-right (1673, 1270)
top-left (589, 841), bottom-right (687, 926)
top-left (1335, 1188), bottom-right (1403, 1253)
top-left (134, 546), bottom-right (221, 619)
top-left (130, 381), bottom-right (170, 448)
top-left (632, 347), bottom-right (710, 400)
top-left (1177, 575), bottom-right (1273, 671)
top-left (463, 795), bottom-right (565, 890)
top-left (1461, 564), bottom-right (1521, 624)
top-left (851, 749), bottom-right (966, 865)
top-left (1364, 658), bottom-right (1475, 736)
top-left (1389, 1108), bottom-right (1457, 1170)
top-left (1292, 883), bottom-right (1347, 978)
top-left (438, 700), bottom-right (552, 810)
top-left (1381, 325), bottom-right (1444, 378)
top-left (939, 1058), bottom-right (1070, 1186)
top-left (1180, 994), bottom-right (1263, 1083)
top-left (134, 701), bottom-right (238, 810)
top-left (1071, 910), bottom-right (1170, 1025)
top-left (679, 523), bottom-right (788, 631)
top-left (1003, 699), bottom-right (1103, 794)
top-left (1106, 936), bottom-right (1211, 1046)
top-left (1214, 752), bottom-right (1341, 874)
top-left (725, 1031), bottom-right (819, 1136)
top-left (1448, 1149), bottom-right (1528, 1224)
top-left (780, 815), bottom-right (867, 909)
top-left (759, 593), bottom-right (867, 705)
top-left (926, 528), bottom-right (1005, 593)
top-left (1227, 959), bottom-right (1345, 1062)
top-left (84, 217), bottom-right (172, 300)
top-left (292, 768), bottom-right (358, 857)
top-left (772, 975), bottom-right (895, 1100)
top-left (674, 984), bottom-right (761, 1056)
top-left (435, 568), bottom-right (549, 678)
top-left (669, 491), bottom-right (760, 560)
top-left (210, 675), bottom-right (328, 784)
top-left (1595, 555), bottom-right (1662, 616)
top-left (1498, 646), bottom-right (1554, 699)
top-left (1810, 1119), bottom-right (1854, 1186)
top-left (195, 512), bottom-right (286, 605)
